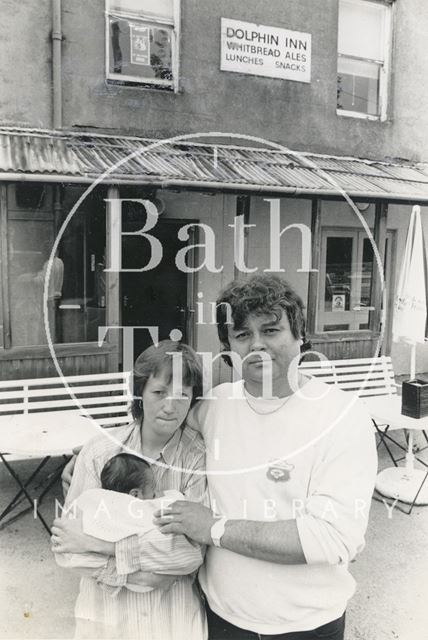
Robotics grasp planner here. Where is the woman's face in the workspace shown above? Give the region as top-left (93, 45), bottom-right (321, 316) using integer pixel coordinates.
top-left (140, 369), bottom-right (193, 444)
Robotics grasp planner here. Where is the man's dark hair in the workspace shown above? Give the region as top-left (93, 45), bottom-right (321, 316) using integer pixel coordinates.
top-left (130, 339), bottom-right (203, 421)
top-left (100, 453), bottom-right (152, 494)
top-left (216, 275), bottom-right (308, 366)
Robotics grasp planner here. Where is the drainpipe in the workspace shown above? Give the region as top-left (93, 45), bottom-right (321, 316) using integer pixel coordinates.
top-left (52, 0), bottom-right (63, 129)
top-left (52, 0), bottom-right (63, 289)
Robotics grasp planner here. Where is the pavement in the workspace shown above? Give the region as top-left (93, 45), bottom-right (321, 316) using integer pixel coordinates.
top-left (0, 435), bottom-right (428, 640)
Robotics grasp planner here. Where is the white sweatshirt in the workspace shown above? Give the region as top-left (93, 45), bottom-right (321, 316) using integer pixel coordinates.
top-left (193, 378), bottom-right (377, 635)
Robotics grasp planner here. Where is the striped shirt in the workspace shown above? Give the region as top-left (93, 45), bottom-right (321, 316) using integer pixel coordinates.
top-left (64, 422), bottom-right (207, 640)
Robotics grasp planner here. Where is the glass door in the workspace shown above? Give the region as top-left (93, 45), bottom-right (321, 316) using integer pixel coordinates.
top-left (317, 228), bottom-right (392, 334)
top-left (317, 229), bottom-right (373, 332)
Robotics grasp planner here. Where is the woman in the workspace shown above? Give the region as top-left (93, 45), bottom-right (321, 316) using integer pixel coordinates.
top-left (52, 340), bottom-right (207, 640)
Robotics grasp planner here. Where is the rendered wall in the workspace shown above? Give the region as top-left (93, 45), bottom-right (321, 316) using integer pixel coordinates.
top-left (1, 0), bottom-right (428, 162)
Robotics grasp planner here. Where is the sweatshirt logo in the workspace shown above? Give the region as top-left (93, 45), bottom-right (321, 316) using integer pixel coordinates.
top-left (266, 460), bottom-right (294, 482)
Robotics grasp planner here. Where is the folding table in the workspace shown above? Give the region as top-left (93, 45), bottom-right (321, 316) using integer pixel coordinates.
top-left (0, 411), bottom-right (100, 533)
top-left (363, 395), bottom-right (428, 514)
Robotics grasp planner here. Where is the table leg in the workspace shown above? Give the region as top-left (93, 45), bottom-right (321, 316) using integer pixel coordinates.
top-left (0, 455), bottom-right (52, 534)
top-left (37, 456), bottom-right (70, 504)
top-left (373, 423), bottom-right (428, 468)
top-left (404, 471), bottom-right (428, 515)
top-left (374, 423), bottom-right (399, 466)
top-left (0, 454), bottom-right (51, 519)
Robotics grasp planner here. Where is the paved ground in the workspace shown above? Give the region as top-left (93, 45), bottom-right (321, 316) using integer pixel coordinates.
top-left (1, 435), bottom-right (428, 640)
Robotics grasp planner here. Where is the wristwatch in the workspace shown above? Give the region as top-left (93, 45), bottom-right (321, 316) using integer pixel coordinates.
top-left (210, 516), bottom-right (227, 547)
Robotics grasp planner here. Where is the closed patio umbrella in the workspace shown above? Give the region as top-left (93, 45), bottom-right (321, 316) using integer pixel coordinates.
top-left (392, 204), bottom-right (427, 378)
top-left (376, 205), bottom-right (428, 507)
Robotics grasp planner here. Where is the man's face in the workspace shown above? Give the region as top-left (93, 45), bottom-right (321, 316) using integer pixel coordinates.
top-left (227, 310), bottom-right (301, 391)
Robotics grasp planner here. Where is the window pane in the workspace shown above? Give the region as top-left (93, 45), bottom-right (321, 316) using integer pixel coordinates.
top-left (338, 0), bottom-right (386, 61)
top-left (359, 238), bottom-right (374, 307)
top-left (337, 57), bottom-right (380, 115)
top-left (108, 17), bottom-right (173, 82)
top-left (8, 218), bottom-right (56, 346)
top-left (108, 0), bottom-right (173, 21)
top-left (58, 188), bottom-right (106, 344)
top-left (324, 237), bottom-right (353, 313)
top-left (324, 324), bottom-right (350, 332)
top-left (0, 242), bottom-right (3, 347)
top-left (7, 185), bottom-right (106, 347)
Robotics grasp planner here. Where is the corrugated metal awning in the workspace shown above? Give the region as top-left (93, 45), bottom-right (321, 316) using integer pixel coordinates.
top-left (1, 127), bottom-right (428, 202)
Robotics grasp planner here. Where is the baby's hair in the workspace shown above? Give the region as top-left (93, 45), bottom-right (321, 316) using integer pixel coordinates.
top-left (100, 453), bottom-right (152, 494)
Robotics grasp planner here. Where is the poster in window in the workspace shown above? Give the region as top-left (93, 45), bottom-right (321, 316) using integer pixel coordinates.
top-left (332, 294), bottom-right (346, 312)
top-left (130, 24), bottom-right (150, 65)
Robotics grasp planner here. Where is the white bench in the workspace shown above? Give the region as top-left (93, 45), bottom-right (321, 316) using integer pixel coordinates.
top-left (299, 355), bottom-right (398, 398)
top-left (0, 371), bottom-right (132, 429)
top-left (0, 371), bottom-right (132, 533)
top-left (299, 355), bottom-right (422, 466)
top-left (299, 356), bottom-right (428, 513)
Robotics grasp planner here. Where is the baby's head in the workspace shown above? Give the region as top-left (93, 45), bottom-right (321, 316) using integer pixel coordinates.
top-left (100, 453), bottom-right (155, 500)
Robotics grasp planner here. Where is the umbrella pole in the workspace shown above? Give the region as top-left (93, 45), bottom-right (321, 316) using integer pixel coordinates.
top-left (404, 432), bottom-right (415, 475)
top-left (404, 342), bottom-right (417, 476)
top-left (410, 342), bottom-right (416, 380)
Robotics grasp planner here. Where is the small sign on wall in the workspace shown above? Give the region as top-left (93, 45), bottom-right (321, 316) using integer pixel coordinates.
top-left (220, 18), bottom-right (311, 83)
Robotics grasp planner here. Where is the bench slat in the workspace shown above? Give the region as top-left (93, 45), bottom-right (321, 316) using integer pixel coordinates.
top-left (0, 395), bottom-right (129, 413)
top-left (81, 405), bottom-right (131, 416)
top-left (0, 372), bottom-right (129, 390)
top-left (299, 356), bottom-right (398, 398)
top-left (0, 384), bottom-right (129, 402)
top-left (301, 356), bottom-right (393, 367)
top-left (95, 416), bottom-right (132, 426)
top-left (300, 360), bottom-right (393, 371)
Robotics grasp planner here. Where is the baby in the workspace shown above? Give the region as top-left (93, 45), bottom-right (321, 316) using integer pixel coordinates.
top-left (55, 453), bottom-right (183, 592)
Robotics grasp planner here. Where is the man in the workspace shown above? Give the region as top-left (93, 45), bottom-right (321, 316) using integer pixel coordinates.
top-left (155, 275), bottom-right (377, 639)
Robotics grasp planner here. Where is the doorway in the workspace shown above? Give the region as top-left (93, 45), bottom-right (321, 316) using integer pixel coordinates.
top-left (121, 215), bottom-right (196, 363)
top-left (317, 227), bottom-right (394, 335)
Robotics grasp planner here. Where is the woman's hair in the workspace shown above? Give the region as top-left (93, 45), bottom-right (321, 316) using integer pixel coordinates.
top-left (130, 340), bottom-right (203, 421)
top-left (216, 275), bottom-right (308, 366)
top-left (100, 453), bottom-right (152, 494)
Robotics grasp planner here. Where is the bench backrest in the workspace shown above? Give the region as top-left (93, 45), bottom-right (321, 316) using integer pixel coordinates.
top-left (0, 372), bottom-right (132, 427)
top-left (299, 356), bottom-right (397, 397)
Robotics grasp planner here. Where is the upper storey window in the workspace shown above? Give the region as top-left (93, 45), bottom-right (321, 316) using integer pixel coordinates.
top-left (105, 0), bottom-right (180, 91)
top-left (337, 0), bottom-right (392, 120)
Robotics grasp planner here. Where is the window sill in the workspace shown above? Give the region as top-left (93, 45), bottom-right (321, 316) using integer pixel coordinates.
top-left (106, 77), bottom-right (176, 93)
top-left (336, 108), bottom-right (385, 122)
top-left (310, 330), bottom-right (379, 341)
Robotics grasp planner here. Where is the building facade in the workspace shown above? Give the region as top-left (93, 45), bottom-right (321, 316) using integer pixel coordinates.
top-left (1, 0), bottom-right (428, 380)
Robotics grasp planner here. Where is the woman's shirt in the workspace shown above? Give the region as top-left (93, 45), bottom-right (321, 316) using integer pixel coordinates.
top-left (64, 422), bottom-right (207, 640)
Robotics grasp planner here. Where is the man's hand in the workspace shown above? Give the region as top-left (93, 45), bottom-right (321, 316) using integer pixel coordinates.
top-left (51, 513), bottom-right (114, 555)
top-left (61, 447), bottom-right (82, 498)
top-left (154, 501), bottom-right (216, 545)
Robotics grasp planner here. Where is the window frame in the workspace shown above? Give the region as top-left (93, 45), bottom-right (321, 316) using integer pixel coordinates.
top-left (317, 228), bottom-right (372, 333)
top-left (0, 183), bottom-right (110, 351)
top-left (315, 225), bottom-right (393, 335)
top-left (105, 0), bottom-right (181, 92)
top-left (336, 0), bottom-right (393, 122)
